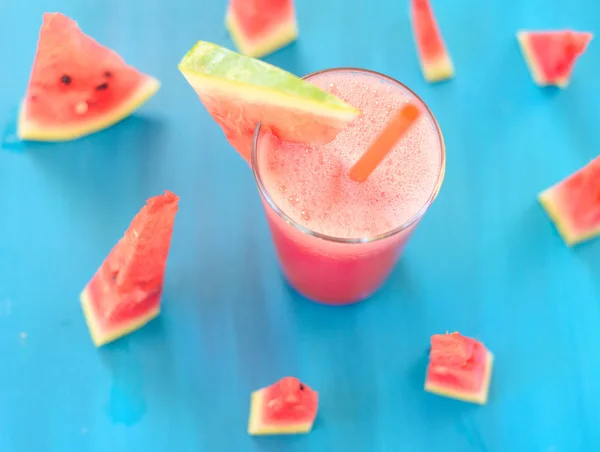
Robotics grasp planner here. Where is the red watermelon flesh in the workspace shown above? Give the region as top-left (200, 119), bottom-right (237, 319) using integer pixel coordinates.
top-left (425, 332), bottom-right (493, 405)
top-left (517, 30), bottom-right (593, 87)
top-left (248, 377), bottom-right (319, 435)
top-left (226, 0), bottom-right (297, 58)
top-left (539, 156), bottom-right (600, 245)
top-left (80, 191), bottom-right (179, 347)
top-left (19, 13), bottom-right (160, 141)
top-left (409, 0), bottom-right (454, 83)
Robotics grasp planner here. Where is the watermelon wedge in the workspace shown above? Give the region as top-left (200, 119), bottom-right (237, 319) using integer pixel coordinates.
top-left (226, 0), bottom-right (298, 58)
top-left (425, 332), bottom-right (493, 405)
top-left (517, 30), bottom-right (593, 88)
top-left (178, 41), bottom-right (359, 163)
top-left (80, 191), bottom-right (179, 347)
top-left (18, 13), bottom-right (160, 142)
top-left (539, 156), bottom-right (600, 246)
top-left (409, 0), bottom-right (454, 83)
top-left (248, 377), bottom-right (318, 435)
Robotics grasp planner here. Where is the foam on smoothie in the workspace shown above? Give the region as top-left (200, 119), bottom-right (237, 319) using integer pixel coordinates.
top-left (258, 70), bottom-right (443, 239)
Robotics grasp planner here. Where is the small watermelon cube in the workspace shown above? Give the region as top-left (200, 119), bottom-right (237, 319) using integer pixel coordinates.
top-left (248, 377), bottom-right (319, 435)
top-left (424, 332), bottom-right (493, 405)
top-left (517, 30), bottom-right (593, 88)
top-left (539, 156), bottom-right (600, 246)
top-left (80, 191), bottom-right (179, 347)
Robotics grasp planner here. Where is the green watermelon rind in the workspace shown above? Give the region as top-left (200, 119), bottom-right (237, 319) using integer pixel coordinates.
top-left (178, 41), bottom-right (359, 122)
top-left (18, 76), bottom-right (160, 142)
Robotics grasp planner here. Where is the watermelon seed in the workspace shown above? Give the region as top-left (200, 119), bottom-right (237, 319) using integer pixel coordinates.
top-left (96, 83), bottom-right (109, 91)
top-left (104, 71), bottom-right (112, 78)
top-left (299, 384), bottom-right (305, 391)
top-left (61, 75), bottom-right (72, 85)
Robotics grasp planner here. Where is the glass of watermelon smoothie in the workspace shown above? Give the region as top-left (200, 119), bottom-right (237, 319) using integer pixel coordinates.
top-left (251, 68), bottom-right (446, 305)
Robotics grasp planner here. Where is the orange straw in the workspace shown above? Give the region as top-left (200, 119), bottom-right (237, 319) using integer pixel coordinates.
top-left (349, 103), bottom-right (421, 182)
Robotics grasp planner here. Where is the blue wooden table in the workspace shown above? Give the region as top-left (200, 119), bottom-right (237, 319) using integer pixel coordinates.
top-left (1, 0), bottom-right (599, 450)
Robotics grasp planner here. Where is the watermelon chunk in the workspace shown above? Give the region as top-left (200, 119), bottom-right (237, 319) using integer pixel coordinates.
top-left (409, 0), bottom-right (454, 83)
top-left (424, 332), bottom-right (493, 405)
top-left (18, 13), bottom-right (160, 142)
top-left (539, 156), bottom-right (600, 246)
top-left (517, 30), bottom-right (593, 88)
top-left (80, 191), bottom-right (179, 347)
top-left (248, 377), bottom-right (318, 435)
top-left (226, 0), bottom-right (298, 58)
top-left (178, 41), bottom-right (359, 163)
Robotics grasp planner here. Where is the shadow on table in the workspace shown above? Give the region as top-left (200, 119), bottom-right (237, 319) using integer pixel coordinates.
top-left (99, 337), bottom-right (148, 427)
top-left (21, 115), bottom-right (167, 236)
top-left (576, 241), bottom-right (600, 293)
top-left (251, 435), bottom-right (305, 452)
top-left (23, 115), bottom-right (166, 197)
top-left (409, 352), bottom-right (490, 451)
top-left (263, 42), bottom-right (309, 78)
top-left (98, 316), bottom-right (173, 427)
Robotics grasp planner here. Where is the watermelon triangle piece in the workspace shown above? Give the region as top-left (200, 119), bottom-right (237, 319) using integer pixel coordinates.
top-left (409, 0), bottom-right (455, 83)
top-left (178, 41), bottom-right (359, 163)
top-left (80, 191), bottom-right (179, 347)
top-left (226, 0), bottom-right (298, 58)
top-left (425, 332), bottom-right (493, 405)
top-left (539, 156), bottom-right (600, 246)
top-left (248, 377), bottom-right (319, 435)
top-left (18, 13), bottom-right (160, 142)
top-left (517, 30), bottom-right (593, 88)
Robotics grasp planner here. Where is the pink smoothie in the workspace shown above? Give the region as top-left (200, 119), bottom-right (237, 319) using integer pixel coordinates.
top-left (253, 68), bottom-right (445, 304)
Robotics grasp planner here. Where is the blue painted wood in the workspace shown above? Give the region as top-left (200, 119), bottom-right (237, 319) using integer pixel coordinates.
top-left (1, 0), bottom-right (599, 450)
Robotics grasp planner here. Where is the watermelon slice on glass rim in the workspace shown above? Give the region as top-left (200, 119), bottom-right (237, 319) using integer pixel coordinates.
top-left (409, 0), bottom-right (454, 83)
top-left (80, 191), bottom-right (179, 347)
top-left (539, 156), bottom-right (600, 246)
top-left (248, 376), bottom-right (319, 435)
top-left (178, 41), bottom-right (359, 163)
top-left (517, 30), bottom-right (593, 88)
top-left (424, 332), bottom-right (494, 405)
top-left (226, 0), bottom-right (298, 59)
top-left (18, 12), bottom-right (160, 142)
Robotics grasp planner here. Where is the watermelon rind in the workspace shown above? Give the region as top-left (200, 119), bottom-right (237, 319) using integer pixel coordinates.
top-left (409, 0), bottom-right (455, 83)
top-left (80, 288), bottom-right (160, 347)
top-left (18, 76), bottom-right (160, 142)
top-left (538, 189), bottom-right (600, 246)
top-left (178, 41), bottom-right (359, 161)
top-left (178, 42), bottom-right (357, 118)
top-left (248, 389), bottom-right (315, 435)
top-left (517, 31), bottom-right (564, 88)
top-left (425, 351), bottom-right (494, 405)
top-left (421, 55), bottom-right (454, 84)
top-left (225, 8), bottom-right (298, 59)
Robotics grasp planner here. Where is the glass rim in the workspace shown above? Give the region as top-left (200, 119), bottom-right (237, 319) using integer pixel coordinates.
top-left (251, 67), bottom-right (447, 245)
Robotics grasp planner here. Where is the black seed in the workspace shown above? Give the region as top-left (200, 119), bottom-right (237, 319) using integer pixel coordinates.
top-left (299, 384), bottom-right (305, 391)
top-left (61, 75), bottom-right (72, 85)
top-left (104, 71), bottom-right (112, 78)
top-left (96, 83), bottom-right (109, 91)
